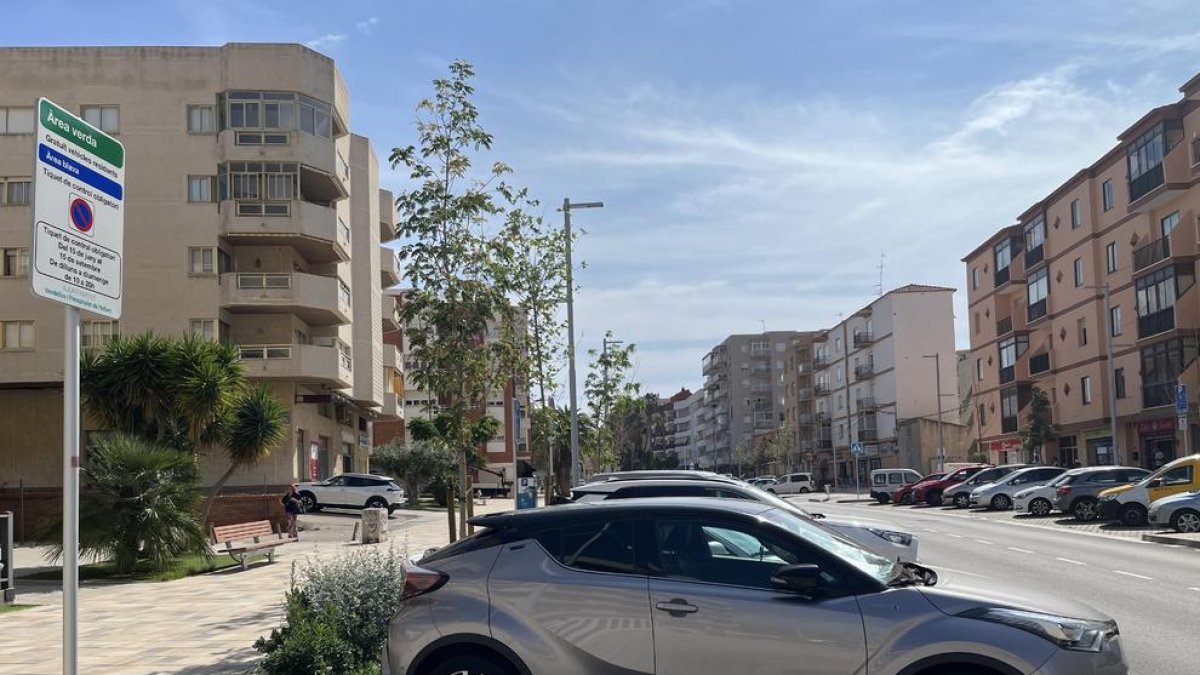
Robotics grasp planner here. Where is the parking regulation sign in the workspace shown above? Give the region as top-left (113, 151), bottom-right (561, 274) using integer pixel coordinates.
top-left (30, 98), bottom-right (124, 319)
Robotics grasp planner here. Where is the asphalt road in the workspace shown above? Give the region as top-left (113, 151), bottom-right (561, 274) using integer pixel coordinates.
top-left (795, 498), bottom-right (1200, 674)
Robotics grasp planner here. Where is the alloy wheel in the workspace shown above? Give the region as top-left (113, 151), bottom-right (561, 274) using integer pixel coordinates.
top-left (953, 493), bottom-right (970, 509)
top-left (991, 494), bottom-right (1012, 510)
top-left (1030, 498), bottom-right (1052, 517)
top-left (1074, 499), bottom-right (1098, 521)
top-left (1174, 510), bottom-right (1200, 533)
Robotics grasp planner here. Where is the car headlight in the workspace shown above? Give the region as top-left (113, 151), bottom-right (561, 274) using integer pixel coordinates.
top-left (867, 527), bottom-right (913, 547)
top-left (960, 607), bottom-right (1117, 652)
top-left (1099, 494), bottom-right (1116, 502)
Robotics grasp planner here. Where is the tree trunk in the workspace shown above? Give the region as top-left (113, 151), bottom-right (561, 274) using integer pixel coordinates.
top-left (201, 462), bottom-right (240, 525)
top-left (446, 483), bottom-right (456, 543)
top-left (406, 479), bottom-right (421, 507)
top-left (457, 449), bottom-right (468, 540)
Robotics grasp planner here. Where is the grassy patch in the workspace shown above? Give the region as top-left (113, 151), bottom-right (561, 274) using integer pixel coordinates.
top-left (20, 552), bottom-right (244, 583)
top-left (0, 604), bottom-right (36, 614)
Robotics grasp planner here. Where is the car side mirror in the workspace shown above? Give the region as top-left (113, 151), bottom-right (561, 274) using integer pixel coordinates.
top-left (770, 564), bottom-right (821, 593)
top-left (1148, 479), bottom-right (1162, 488)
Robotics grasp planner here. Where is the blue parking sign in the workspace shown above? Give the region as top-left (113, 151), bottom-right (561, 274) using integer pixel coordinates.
top-left (1176, 384), bottom-right (1189, 415)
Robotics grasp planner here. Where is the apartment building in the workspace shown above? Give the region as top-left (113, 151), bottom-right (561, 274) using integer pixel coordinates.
top-left (781, 333), bottom-right (819, 471)
top-left (699, 331), bottom-right (802, 469)
top-left (964, 71), bottom-right (1200, 471)
top-left (648, 388), bottom-right (692, 461)
top-left (0, 44), bottom-right (399, 491)
top-left (672, 389), bottom-right (705, 469)
top-left (810, 285), bottom-right (958, 483)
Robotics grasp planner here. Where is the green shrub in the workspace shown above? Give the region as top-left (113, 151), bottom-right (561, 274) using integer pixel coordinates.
top-left (255, 547), bottom-right (406, 675)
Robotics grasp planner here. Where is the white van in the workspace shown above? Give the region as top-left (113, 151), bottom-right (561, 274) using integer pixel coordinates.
top-left (767, 472), bottom-right (814, 495)
top-left (869, 468), bottom-right (923, 504)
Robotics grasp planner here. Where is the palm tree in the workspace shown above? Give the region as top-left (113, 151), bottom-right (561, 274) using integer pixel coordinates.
top-left (203, 384), bottom-right (288, 521)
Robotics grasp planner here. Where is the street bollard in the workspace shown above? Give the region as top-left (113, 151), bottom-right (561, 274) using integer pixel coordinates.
top-left (361, 507), bottom-right (389, 544)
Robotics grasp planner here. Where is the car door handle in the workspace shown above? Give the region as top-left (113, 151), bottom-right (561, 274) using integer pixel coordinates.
top-left (655, 599), bottom-right (698, 614)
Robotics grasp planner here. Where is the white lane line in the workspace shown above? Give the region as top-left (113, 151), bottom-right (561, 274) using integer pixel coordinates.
top-left (945, 533), bottom-right (963, 538)
top-left (974, 539), bottom-right (995, 545)
top-left (1055, 557), bottom-right (1086, 566)
top-left (1189, 587), bottom-right (1200, 592)
top-left (1112, 570), bottom-right (1154, 580)
top-left (934, 566), bottom-right (993, 579)
top-left (1007, 546), bottom-right (1034, 554)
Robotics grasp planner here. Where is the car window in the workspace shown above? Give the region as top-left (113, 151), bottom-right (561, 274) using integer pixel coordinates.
top-left (573, 492), bottom-right (608, 503)
top-left (761, 508), bottom-right (894, 584)
top-left (1047, 473), bottom-right (1073, 487)
top-left (1086, 471), bottom-right (1116, 483)
top-left (1160, 466), bottom-right (1194, 487)
top-left (1119, 470), bottom-right (1150, 483)
top-left (325, 476), bottom-right (347, 486)
top-left (1028, 468), bottom-right (1063, 482)
top-left (654, 519), bottom-right (821, 590)
top-left (534, 519), bottom-right (640, 575)
top-left (887, 474), bottom-right (903, 485)
top-left (615, 485), bottom-right (705, 499)
top-left (344, 477), bottom-right (375, 487)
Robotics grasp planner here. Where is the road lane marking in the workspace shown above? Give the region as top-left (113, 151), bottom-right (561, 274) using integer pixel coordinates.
top-left (1054, 557), bottom-right (1086, 565)
top-left (1007, 546), bottom-right (1034, 554)
top-left (934, 566), bottom-right (992, 579)
top-left (1189, 587), bottom-right (1200, 592)
top-left (974, 539), bottom-right (995, 545)
top-left (1112, 570), bottom-right (1153, 580)
top-left (945, 533), bottom-right (963, 538)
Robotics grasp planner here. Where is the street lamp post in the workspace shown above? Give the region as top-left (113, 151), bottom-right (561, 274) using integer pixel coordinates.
top-left (923, 354), bottom-right (945, 472)
top-left (562, 199), bottom-right (603, 489)
top-left (1086, 284), bottom-right (1121, 466)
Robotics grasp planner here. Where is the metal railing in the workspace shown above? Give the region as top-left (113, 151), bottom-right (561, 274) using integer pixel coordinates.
top-left (1133, 236), bottom-right (1171, 272)
top-left (857, 429), bottom-right (879, 442)
top-left (854, 363), bottom-right (875, 379)
top-left (1138, 307), bottom-right (1175, 339)
top-left (855, 397), bottom-right (876, 410)
top-left (1129, 163), bottom-right (1165, 203)
top-left (238, 344), bottom-right (293, 359)
top-left (1024, 244), bottom-right (1044, 268)
top-left (996, 316), bottom-right (1013, 336)
top-left (853, 332), bottom-right (874, 347)
top-left (236, 273), bottom-right (291, 289)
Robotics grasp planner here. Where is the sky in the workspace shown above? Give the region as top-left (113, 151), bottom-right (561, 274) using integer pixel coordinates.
top-left (6, 0), bottom-right (1200, 398)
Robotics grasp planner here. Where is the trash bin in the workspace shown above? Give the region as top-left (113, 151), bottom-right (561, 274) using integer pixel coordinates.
top-left (361, 507), bottom-right (389, 544)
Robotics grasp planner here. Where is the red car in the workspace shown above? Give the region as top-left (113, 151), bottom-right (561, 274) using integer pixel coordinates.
top-left (913, 465), bottom-right (989, 506)
top-left (891, 472), bottom-right (945, 505)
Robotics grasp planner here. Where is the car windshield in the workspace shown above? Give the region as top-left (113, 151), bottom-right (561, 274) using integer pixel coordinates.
top-left (761, 507), bottom-right (895, 583)
top-left (1047, 473), bottom-right (1073, 487)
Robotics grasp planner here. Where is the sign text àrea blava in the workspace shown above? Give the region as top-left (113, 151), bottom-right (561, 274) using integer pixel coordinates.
top-left (44, 108), bottom-right (98, 149)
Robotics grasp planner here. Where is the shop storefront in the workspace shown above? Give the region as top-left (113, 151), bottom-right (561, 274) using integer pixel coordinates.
top-left (1135, 419), bottom-right (1177, 470)
top-left (984, 438), bottom-right (1022, 465)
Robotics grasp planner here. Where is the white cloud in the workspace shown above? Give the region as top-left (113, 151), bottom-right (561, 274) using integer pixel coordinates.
top-left (305, 33), bottom-right (346, 51)
top-left (356, 17), bottom-right (379, 35)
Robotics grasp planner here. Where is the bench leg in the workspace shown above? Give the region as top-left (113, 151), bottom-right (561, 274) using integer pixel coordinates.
top-left (267, 549), bottom-right (275, 564)
top-left (240, 553), bottom-right (248, 571)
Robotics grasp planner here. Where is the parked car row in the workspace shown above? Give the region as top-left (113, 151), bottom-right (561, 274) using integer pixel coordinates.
top-left (876, 454), bottom-right (1200, 533)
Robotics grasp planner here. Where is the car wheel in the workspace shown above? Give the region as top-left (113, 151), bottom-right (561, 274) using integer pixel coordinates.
top-left (1073, 498), bottom-right (1098, 522)
top-left (952, 493), bottom-right (970, 509)
top-left (990, 494), bottom-right (1012, 510)
top-left (298, 491), bottom-right (320, 512)
top-left (366, 496), bottom-right (388, 510)
top-left (876, 495), bottom-right (890, 505)
top-left (799, 486), bottom-right (811, 494)
top-left (901, 493), bottom-right (915, 505)
top-left (1172, 509), bottom-right (1200, 533)
top-left (1118, 503), bottom-right (1147, 527)
top-left (425, 653), bottom-right (515, 675)
top-left (926, 491), bottom-right (943, 507)
top-left (1029, 498), bottom-right (1053, 517)
top-left (766, 488), bottom-right (777, 494)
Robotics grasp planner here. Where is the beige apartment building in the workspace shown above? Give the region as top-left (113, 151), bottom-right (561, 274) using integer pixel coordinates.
top-left (965, 71), bottom-right (1200, 471)
top-left (0, 44), bottom-right (401, 494)
top-left (809, 285), bottom-right (958, 484)
top-left (781, 333), bottom-right (818, 470)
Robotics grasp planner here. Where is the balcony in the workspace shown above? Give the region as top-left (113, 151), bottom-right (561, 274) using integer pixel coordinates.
top-left (852, 332), bottom-right (874, 348)
top-left (817, 428), bottom-right (832, 442)
top-left (855, 397), bottom-right (877, 410)
top-left (994, 266), bottom-right (1011, 288)
top-left (857, 428), bottom-right (879, 442)
top-left (1138, 307), bottom-right (1175, 339)
top-left (383, 342), bottom-right (399, 371)
top-left (1132, 236), bottom-right (1170, 273)
top-left (220, 273), bottom-right (351, 326)
top-left (814, 383), bottom-right (831, 396)
top-left (220, 199), bottom-right (349, 264)
top-left (797, 387), bottom-right (814, 400)
top-left (798, 413), bottom-right (815, 425)
top-left (1127, 120), bottom-right (1188, 213)
top-left (1143, 382), bottom-right (1176, 409)
top-left (813, 355), bottom-right (829, 369)
top-left (996, 316), bottom-right (1013, 336)
top-left (237, 343), bottom-right (350, 388)
top-left (702, 350), bottom-right (725, 375)
top-left (797, 361), bottom-right (813, 374)
top-left (1001, 416), bottom-right (1019, 434)
top-left (854, 363), bottom-right (875, 380)
top-left (382, 295), bottom-right (400, 332)
top-left (219, 129), bottom-right (346, 196)
top-left (1027, 299), bottom-right (1047, 323)
top-left (816, 412), bottom-right (831, 423)
top-left (1024, 244), bottom-right (1044, 269)
top-left (380, 247), bottom-right (401, 287)
top-left (381, 391), bottom-right (400, 419)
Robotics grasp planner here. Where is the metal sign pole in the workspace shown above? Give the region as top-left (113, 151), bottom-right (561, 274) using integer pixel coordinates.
top-left (63, 305), bottom-right (80, 675)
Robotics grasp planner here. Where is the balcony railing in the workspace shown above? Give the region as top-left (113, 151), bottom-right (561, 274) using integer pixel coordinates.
top-left (814, 384), bottom-right (831, 396)
top-left (816, 412), bottom-right (830, 423)
top-left (798, 413), bottom-right (815, 425)
top-left (1028, 299), bottom-right (1047, 323)
top-left (818, 438), bottom-right (833, 449)
top-left (1133, 236), bottom-right (1171, 272)
top-left (1138, 307), bottom-right (1175, 339)
top-left (238, 344), bottom-right (293, 359)
top-left (798, 387), bottom-right (813, 400)
top-left (1129, 163), bottom-right (1165, 203)
top-left (1024, 244), bottom-right (1044, 269)
top-left (813, 355), bottom-right (829, 369)
top-left (995, 266), bottom-right (1011, 287)
top-left (1001, 416), bottom-right (1019, 433)
top-left (1143, 382), bottom-right (1176, 409)
top-left (817, 428), bottom-right (832, 441)
top-left (996, 316), bottom-right (1013, 336)
top-left (853, 332), bottom-right (874, 347)
top-left (857, 429), bottom-right (879, 442)
top-left (854, 363), bottom-right (874, 379)
top-left (855, 397), bottom-right (876, 410)
top-left (999, 365), bottom-right (1015, 384)
top-left (237, 273), bottom-right (291, 289)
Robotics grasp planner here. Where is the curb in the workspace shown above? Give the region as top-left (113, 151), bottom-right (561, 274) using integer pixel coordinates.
top-left (1141, 532), bottom-right (1200, 549)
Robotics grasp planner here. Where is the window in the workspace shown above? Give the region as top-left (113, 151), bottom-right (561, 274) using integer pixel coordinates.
top-left (1110, 306), bottom-right (1122, 337)
top-left (1026, 266), bottom-right (1048, 321)
top-left (1, 247), bottom-right (29, 277)
top-left (0, 321), bottom-right (34, 350)
top-left (1136, 264), bottom-right (1194, 338)
top-left (338, 279), bottom-right (351, 308)
top-left (1159, 465), bottom-right (1194, 487)
top-left (221, 91), bottom-right (332, 139)
top-left (999, 334), bottom-right (1028, 383)
top-left (2, 178), bottom-right (31, 206)
top-left (534, 519), bottom-right (639, 574)
top-left (1105, 242), bottom-right (1117, 274)
top-left (834, 337), bottom-right (841, 353)
top-left (1081, 376), bottom-right (1092, 404)
top-left (186, 105), bottom-right (216, 133)
top-left (836, 366), bottom-right (843, 384)
top-left (976, 358), bottom-right (983, 382)
top-left (974, 312), bottom-right (980, 334)
top-left (1070, 199), bottom-right (1081, 228)
top-left (187, 176), bottom-right (215, 203)
top-left (1024, 215), bottom-right (1046, 256)
top-left (1161, 211), bottom-right (1180, 238)
top-left (218, 161), bottom-right (298, 216)
top-left (1077, 317), bottom-right (1088, 347)
top-left (994, 239), bottom-right (1014, 285)
top-left (338, 340), bottom-right (352, 370)
top-left (1115, 368), bottom-right (1126, 399)
top-left (1073, 257), bottom-right (1084, 287)
top-left (653, 519), bottom-right (820, 590)
top-left (188, 247), bottom-right (215, 274)
top-left (978, 404), bottom-right (986, 426)
top-left (1001, 387), bottom-right (1020, 433)
top-left (1140, 337), bottom-right (1196, 408)
top-left (971, 267), bottom-right (979, 290)
top-left (0, 107), bottom-right (34, 134)
top-left (1029, 353), bottom-right (1050, 374)
top-left (80, 105), bottom-right (119, 133)
top-left (1102, 179), bottom-right (1114, 211)
top-left (1126, 121), bottom-right (1182, 202)
top-left (190, 319), bottom-right (216, 341)
top-left (81, 321), bottom-right (119, 350)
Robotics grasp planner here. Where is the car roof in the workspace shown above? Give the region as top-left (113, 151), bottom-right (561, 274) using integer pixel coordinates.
top-left (333, 472), bottom-right (393, 481)
top-left (1065, 465), bottom-right (1148, 475)
top-left (470, 496), bottom-right (774, 529)
top-left (591, 470), bottom-right (730, 481)
top-left (574, 479), bottom-right (754, 494)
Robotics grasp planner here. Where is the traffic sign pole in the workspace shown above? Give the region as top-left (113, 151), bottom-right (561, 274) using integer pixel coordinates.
top-left (63, 306), bottom-right (79, 675)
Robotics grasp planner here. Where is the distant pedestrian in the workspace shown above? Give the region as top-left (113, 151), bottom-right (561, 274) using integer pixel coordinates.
top-left (282, 484), bottom-right (302, 539)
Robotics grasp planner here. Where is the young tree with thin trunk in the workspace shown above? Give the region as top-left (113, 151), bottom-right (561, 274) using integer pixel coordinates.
top-left (584, 332), bottom-right (638, 471)
top-left (1020, 387), bottom-right (1057, 464)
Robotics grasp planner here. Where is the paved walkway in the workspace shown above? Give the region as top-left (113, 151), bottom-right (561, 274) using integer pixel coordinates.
top-left (1, 500), bottom-right (514, 675)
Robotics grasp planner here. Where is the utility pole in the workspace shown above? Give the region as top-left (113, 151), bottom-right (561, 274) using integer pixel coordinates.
top-left (1101, 283), bottom-right (1121, 466)
top-left (562, 199), bottom-right (603, 488)
top-left (925, 353), bottom-right (946, 472)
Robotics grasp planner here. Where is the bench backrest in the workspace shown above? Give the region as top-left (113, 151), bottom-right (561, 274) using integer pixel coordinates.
top-left (212, 520), bottom-right (276, 544)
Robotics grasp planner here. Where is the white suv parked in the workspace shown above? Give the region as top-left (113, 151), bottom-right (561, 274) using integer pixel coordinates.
top-left (767, 472), bottom-right (814, 495)
top-left (296, 473), bottom-right (406, 513)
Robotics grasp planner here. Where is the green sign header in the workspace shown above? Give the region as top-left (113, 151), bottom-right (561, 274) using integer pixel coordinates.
top-left (39, 98), bottom-right (124, 168)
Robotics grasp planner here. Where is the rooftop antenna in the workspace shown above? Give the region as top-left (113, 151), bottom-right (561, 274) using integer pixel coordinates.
top-left (759, 319), bottom-right (766, 333)
top-left (876, 253), bottom-right (886, 296)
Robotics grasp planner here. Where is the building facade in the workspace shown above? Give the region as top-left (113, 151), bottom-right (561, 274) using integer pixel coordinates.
top-left (0, 44), bottom-right (398, 491)
top-left (672, 390), bottom-right (705, 469)
top-left (781, 333), bottom-right (819, 471)
top-left (964, 71), bottom-right (1200, 471)
top-left (810, 285), bottom-right (958, 484)
top-left (699, 331), bottom-right (801, 469)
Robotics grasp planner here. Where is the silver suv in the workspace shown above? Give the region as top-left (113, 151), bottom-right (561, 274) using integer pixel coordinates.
top-left (383, 498), bottom-right (1126, 675)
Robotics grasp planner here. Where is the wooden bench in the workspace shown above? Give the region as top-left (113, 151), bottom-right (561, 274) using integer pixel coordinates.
top-left (211, 520), bottom-right (295, 571)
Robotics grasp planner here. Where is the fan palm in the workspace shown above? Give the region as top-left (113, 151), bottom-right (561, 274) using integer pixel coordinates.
top-left (203, 384), bottom-right (288, 521)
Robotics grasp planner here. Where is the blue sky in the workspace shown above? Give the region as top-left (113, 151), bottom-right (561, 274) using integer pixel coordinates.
top-left (6, 0), bottom-right (1200, 396)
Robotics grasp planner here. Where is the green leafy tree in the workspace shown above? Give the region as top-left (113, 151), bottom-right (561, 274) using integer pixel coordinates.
top-left (390, 60), bottom-right (539, 538)
top-left (81, 333), bottom-right (289, 522)
top-left (372, 439), bottom-right (458, 507)
top-left (583, 331), bottom-right (638, 471)
top-left (41, 434), bottom-right (208, 574)
top-left (530, 405), bottom-right (595, 498)
top-left (1020, 386), bottom-right (1057, 463)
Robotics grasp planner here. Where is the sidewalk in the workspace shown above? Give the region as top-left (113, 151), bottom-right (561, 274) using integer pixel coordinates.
top-left (0, 500), bottom-right (513, 675)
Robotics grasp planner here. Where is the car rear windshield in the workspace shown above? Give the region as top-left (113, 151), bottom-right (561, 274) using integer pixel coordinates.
top-left (420, 526), bottom-right (508, 564)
